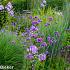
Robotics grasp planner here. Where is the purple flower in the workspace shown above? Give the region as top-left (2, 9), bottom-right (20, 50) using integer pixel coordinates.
top-left (34, 16), bottom-right (38, 18)
top-left (38, 19), bottom-right (42, 23)
top-left (47, 36), bottom-right (51, 41)
top-left (5, 2), bottom-right (13, 11)
top-left (47, 36), bottom-right (53, 45)
top-left (30, 25), bottom-right (38, 31)
top-left (45, 22), bottom-right (50, 26)
top-left (0, 5), bottom-right (4, 11)
top-left (8, 10), bottom-right (14, 16)
top-left (49, 40), bottom-right (53, 45)
top-left (11, 22), bottom-right (16, 26)
top-left (40, 3), bottom-right (45, 8)
top-left (31, 34), bottom-right (38, 38)
top-left (48, 17), bottom-right (53, 21)
top-left (55, 31), bottom-right (60, 37)
top-left (29, 16), bottom-right (33, 19)
top-left (29, 45), bottom-right (38, 54)
top-left (26, 37), bottom-right (31, 40)
top-left (45, 51), bottom-right (49, 55)
top-left (21, 33), bottom-right (24, 36)
top-left (32, 21), bottom-right (39, 25)
top-left (38, 53), bottom-right (46, 61)
top-left (42, 0), bottom-right (46, 4)
top-left (26, 53), bottom-right (34, 60)
top-left (5, 6), bottom-right (11, 11)
top-left (37, 38), bottom-right (43, 42)
top-left (41, 42), bottom-right (47, 47)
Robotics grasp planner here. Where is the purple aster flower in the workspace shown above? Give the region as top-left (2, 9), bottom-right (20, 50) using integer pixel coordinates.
top-left (26, 53), bottom-right (34, 60)
top-left (32, 21), bottom-right (39, 25)
top-left (11, 22), bottom-right (16, 26)
top-left (29, 16), bottom-right (33, 19)
top-left (8, 10), bottom-right (14, 16)
top-left (0, 5), bottom-right (4, 11)
top-left (38, 53), bottom-right (46, 61)
top-left (37, 38), bottom-right (43, 42)
top-left (47, 36), bottom-right (51, 41)
top-left (55, 31), bottom-right (60, 37)
top-left (49, 39), bottom-right (53, 45)
top-left (29, 45), bottom-right (38, 54)
top-left (31, 34), bottom-right (38, 38)
top-left (45, 22), bottom-right (50, 26)
top-left (41, 42), bottom-right (47, 47)
top-left (48, 17), bottom-right (53, 21)
top-left (38, 19), bottom-right (42, 23)
top-left (30, 25), bottom-right (38, 31)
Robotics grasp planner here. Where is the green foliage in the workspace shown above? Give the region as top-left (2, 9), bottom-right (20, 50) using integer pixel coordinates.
top-left (27, 56), bottom-right (70, 70)
top-left (46, 0), bottom-right (65, 10)
top-left (44, 56), bottom-right (70, 70)
top-left (0, 10), bottom-right (9, 29)
top-left (0, 31), bottom-right (25, 70)
top-left (63, 2), bottom-right (70, 28)
top-left (12, 0), bottom-right (32, 12)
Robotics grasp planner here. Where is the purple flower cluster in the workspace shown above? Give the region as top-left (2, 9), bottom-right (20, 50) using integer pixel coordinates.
top-left (38, 53), bottom-right (46, 61)
top-left (47, 35), bottom-right (57, 45)
top-left (30, 16), bottom-right (42, 25)
top-left (32, 21), bottom-right (39, 25)
top-left (5, 2), bottom-right (14, 16)
top-left (5, 2), bottom-right (13, 11)
top-left (25, 16), bottom-right (48, 61)
top-left (0, 2), bottom-right (14, 16)
top-left (0, 5), bottom-right (4, 11)
top-left (8, 10), bottom-right (14, 16)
